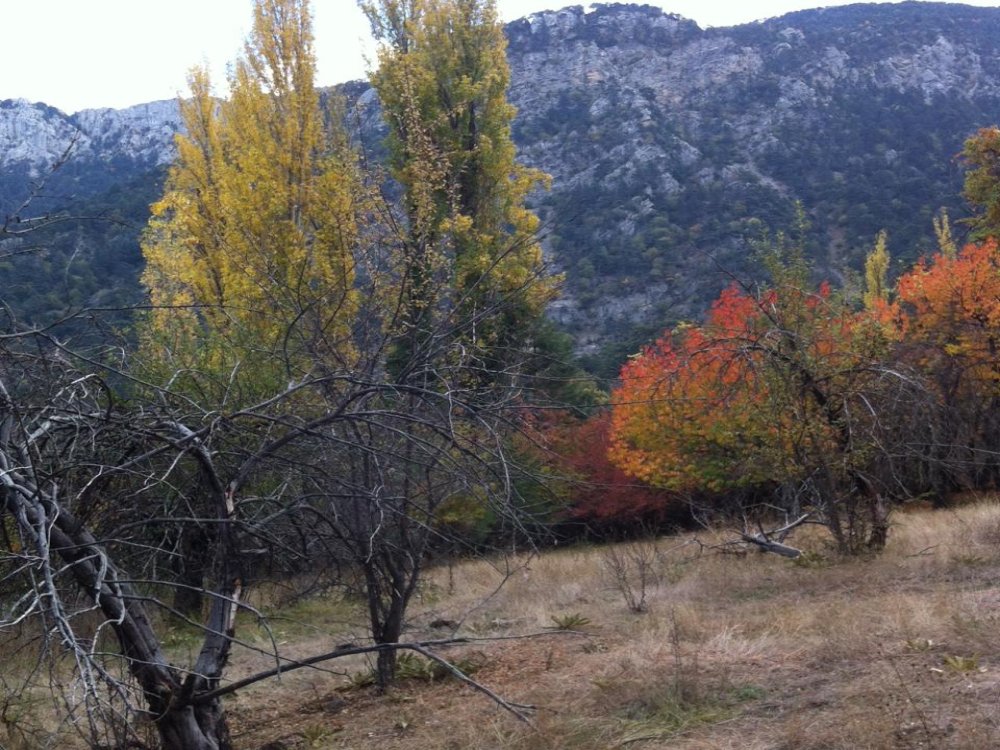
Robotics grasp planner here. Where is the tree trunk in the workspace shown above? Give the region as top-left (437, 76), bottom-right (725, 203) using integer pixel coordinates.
top-left (366, 558), bottom-right (419, 692)
top-left (372, 588), bottom-right (406, 691)
top-left (375, 644), bottom-right (398, 690)
top-left (172, 526), bottom-right (208, 617)
top-left (867, 493), bottom-right (890, 552)
top-left (154, 699), bottom-right (232, 750)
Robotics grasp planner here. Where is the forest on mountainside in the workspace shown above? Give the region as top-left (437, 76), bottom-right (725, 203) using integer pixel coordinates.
top-left (5, 2), bottom-right (1000, 374)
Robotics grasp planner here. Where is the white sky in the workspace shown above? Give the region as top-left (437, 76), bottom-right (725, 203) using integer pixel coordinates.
top-left (3, 0), bottom-right (999, 113)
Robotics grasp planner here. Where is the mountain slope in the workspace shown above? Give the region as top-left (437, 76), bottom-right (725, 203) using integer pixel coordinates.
top-left (3, 3), bottom-right (1000, 370)
top-left (0, 99), bottom-right (179, 326)
top-left (503, 2), bottom-right (1000, 367)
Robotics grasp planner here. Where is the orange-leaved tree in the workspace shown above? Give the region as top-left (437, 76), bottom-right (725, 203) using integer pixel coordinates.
top-left (893, 239), bottom-right (1000, 487)
top-left (610, 285), bottom-right (788, 494)
top-left (896, 239), bottom-right (1000, 386)
top-left (611, 248), bottom-right (928, 553)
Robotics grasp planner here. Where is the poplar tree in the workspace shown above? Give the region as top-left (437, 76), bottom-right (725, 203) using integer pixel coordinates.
top-left (360, 0), bottom-right (555, 381)
top-left (139, 0), bottom-right (367, 622)
top-left (346, 0), bottom-right (559, 688)
top-left (141, 0), bottom-right (361, 398)
top-left (863, 230), bottom-right (890, 309)
top-left (933, 208), bottom-right (958, 259)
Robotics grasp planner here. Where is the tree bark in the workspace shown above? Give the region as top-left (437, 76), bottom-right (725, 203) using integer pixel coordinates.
top-left (172, 525), bottom-right (209, 617)
top-left (153, 701), bottom-right (232, 750)
top-left (867, 493), bottom-right (890, 552)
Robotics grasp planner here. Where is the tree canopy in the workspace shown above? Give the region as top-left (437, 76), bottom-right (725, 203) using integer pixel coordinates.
top-left (141, 0), bottom-right (362, 398)
top-left (362, 0), bottom-right (555, 378)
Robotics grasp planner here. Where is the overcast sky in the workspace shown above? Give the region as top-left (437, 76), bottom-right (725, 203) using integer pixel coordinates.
top-left (4, 0), bottom-right (1000, 113)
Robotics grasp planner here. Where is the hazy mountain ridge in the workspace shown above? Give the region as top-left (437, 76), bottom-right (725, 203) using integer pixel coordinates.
top-left (3, 2), bottom-right (1000, 367)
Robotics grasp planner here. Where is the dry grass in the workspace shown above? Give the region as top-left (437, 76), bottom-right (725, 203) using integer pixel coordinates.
top-left (224, 501), bottom-right (1000, 749)
top-left (9, 501), bottom-right (1000, 748)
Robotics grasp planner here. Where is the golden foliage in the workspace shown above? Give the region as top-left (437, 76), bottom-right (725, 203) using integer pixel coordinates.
top-left (362, 0), bottom-right (556, 353)
top-left (141, 0), bottom-right (362, 397)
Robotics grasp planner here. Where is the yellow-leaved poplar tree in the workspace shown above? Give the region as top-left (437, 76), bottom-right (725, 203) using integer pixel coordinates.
top-left (863, 229), bottom-right (890, 309)
top-left (933, 208), bottom-right (958, 259)
top-left (141, 0), bottom-right (361, 399)
top-left (360, 0), bottom-right (556, 378)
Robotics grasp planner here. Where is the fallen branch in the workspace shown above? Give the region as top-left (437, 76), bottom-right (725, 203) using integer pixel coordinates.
top-left (738, 533), bottom-right (802, 558)
top-left (192, 629), bottom-right (586, 722)
top-left (737, 513), bottom-right (811, 558)
top-left (408, 644), bottom-right (535, 723)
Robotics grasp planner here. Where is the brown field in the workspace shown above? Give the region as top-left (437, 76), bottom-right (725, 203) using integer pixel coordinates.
top-left (6, 498), bottom-right (1000, 749)
top-left (218, 497), bottom-right (1000, 749)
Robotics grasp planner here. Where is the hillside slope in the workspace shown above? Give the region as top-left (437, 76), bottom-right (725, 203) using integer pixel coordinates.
top-left (3, 3), bottom-right (1000, 369)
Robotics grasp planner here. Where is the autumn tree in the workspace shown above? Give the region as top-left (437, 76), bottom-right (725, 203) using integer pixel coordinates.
top-left (141, 0), bottom-right (361, 399)
top-left (961, 126), bottom-right (1000, 240)
top-left (863, 230), bottom-right (890, 309)
top-left (610, 245), bottom-right (932, 553)
top-left (933, 207), bottom-right (958, 259)
top-left (893, 238), bottom-right (1000, 487)
top-left (137, 0), bottom-right (366, 617)
top-left (361, 0), bottom-right (555, 381)
top-left (610, 286), bottom-right (786, 495)
top-left (351, 0), bottom-right (558, 688)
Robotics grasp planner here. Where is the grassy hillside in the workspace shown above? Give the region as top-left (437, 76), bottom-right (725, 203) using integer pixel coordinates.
top-left (152, 502), bottom-right (1000, 747)
top-left (6, 502), bottom-right (1000, 749)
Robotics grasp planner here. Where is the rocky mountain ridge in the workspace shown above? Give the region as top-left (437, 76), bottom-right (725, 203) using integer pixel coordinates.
top-left (502, 2), bottom-right (1000, 365)
top-left (3, 2), bottom-right (1000, 372)
top-left (0, 98), bottom-right (180, 173)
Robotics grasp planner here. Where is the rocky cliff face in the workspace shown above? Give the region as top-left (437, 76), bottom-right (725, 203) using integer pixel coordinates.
top-left (4, 2), bottom-right (1000, 370)
top-left (501, 3), bottom-right (1000, 367)
top-left (70, 100), bottom-right (183, 166)
top-left (0, 100), bottom-right (86, 170)
top-left (0, 98), bottom-right (180, 172)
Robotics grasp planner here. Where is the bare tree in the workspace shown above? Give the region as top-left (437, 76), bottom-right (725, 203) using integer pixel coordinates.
top-left (0, 159), bottom-right (556, 749)
top-left (0, 312), bottom-right (544, 748)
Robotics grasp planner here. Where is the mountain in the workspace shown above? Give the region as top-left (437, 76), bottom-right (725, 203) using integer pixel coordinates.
top-left (0, 98), bottom-right (180, 210)
top-left (3, 2), bottom-right (1000, 372)
top-left (503, 2), bottom-right (1000, 369)
top-left (0, 99), bottom-right (180, 324)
